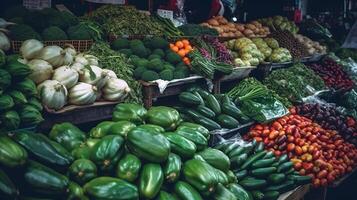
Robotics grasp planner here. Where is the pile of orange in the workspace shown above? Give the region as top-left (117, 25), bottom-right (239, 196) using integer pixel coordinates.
top-left (170, 39), bottom-right (193, 65)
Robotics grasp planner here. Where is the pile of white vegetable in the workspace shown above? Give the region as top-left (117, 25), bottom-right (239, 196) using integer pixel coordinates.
top-left (294, 34), bottom-right (327, 55)
top-left (19, 39), bottom-right (131, 110)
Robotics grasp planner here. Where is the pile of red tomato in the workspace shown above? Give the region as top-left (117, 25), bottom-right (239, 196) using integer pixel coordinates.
top-left (244, 108), bottom-right (357, 187)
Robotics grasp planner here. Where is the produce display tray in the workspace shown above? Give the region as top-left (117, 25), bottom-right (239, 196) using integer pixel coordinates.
top-left (220, 66), bottom-right (256, 82)
top-left (11, 40), bottom-right (93, 53)
top-left (140, 76), bottom-right (206, 108)
top-left (278, 184), bottom-right (311, 200)
top-left (40, 101), bottom-right (119, 130)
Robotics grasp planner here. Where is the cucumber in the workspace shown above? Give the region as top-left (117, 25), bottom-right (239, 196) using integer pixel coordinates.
top-left (240, 151), bottom-right (267, 170)
top-left (231, 153), bottom-right (248, 169)
top-left (254, 142), bottom-right (265, 153)
top-left (251, 158), bottom-right (276, 169)
top-left (196, 105), bottom-right (216, 119)
top-left (186, 109), bottom-right (221, 130)
top-left (263, 191), bottom-right (279, 200)
top-left (251, 190), bottom-right (265, 200)
top-left (239, 178), bottom-right (267, 190)
top-left (251, 167), bottom-right (277, 178)
top-left (179, 92), bottom-right (203, 105)
top-left (217, 114), bottom-right (240, 129)
top-left (228, 146), bottom-right (246, 158)
top-left (287, 175), bottom-right (312, 185)
top-left (268, 173), bottom-right (286, 184)
top-left (204, 94), bottom-right (221, 115)
top-left (234, 169), bottom-right (248, 180)
top-left (277, 162), bottom-right (293, 173)
top-left (262, 151), bottom-right (275, 159)
top-left (264, 180), bottom-right (295, 193)
top-left (286, 168), bottom-right (295, 175)
top-left (222, 143), bottom-right (240, 155)
top-left (277, 154), bottom-right (288, 165)
top-left (221, 102), bottom-right (250, 122)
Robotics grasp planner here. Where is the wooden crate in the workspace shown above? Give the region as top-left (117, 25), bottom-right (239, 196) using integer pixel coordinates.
top-left (11, 40), bottom-right (93, 53)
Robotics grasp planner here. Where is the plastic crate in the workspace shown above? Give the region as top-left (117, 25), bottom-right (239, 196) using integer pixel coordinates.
top-left (23, 0), bottom-right (51, 10)
top-left (11, 40), bottom-right (94, 53)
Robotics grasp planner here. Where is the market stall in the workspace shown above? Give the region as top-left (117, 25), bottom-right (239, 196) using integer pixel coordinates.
top-left (0, 1), bottom-right (357, 200)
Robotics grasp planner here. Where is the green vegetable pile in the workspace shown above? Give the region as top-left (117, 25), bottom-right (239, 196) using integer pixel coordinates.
top-left (335, 48), bottom-right (357, 61)
top-left (259, 16), bottom-right (299, 34)
top-left (228, 78), bottom-right (289, 122)
top-left (176, 87), bottom-right (252, 131)
top-left (111, 37), bottom-right (190, 81)
top-left (85, 5), bottom-right (170, 37)
top-left (0, 52), bottom-right (43, 131)
top-left (87, 42), bottom-right (143, 104)
top-left (215, 139), bottom-right (311, 199)
top-left (263, 63), bottom-right (326, 103)
top-left (0, 103), bottom-right (265, 200)
top-left (3, 6), bottom-right (95, 41)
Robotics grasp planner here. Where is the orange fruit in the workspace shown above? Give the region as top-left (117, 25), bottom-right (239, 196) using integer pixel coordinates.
top-left (182, 39), bottom-right (190, 46)
top-left (169, 43), bottom-right (175, 48)
top-left (175, 41), bottom-right (184, 49)
top-left (185, 45), bottom-right (193, 52)
top-left (171, 46), bottom-right (179, 52)
top-left (183, 57), bottom-right (190, 65)
top-left (178, 49), bottom-right (186, 57)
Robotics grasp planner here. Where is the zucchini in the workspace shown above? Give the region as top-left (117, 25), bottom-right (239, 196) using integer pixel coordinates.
top-left (251, 158), bottom-right (276, 169)
top-left (240, 151), bottom-right (267, 170)
top-left (251, 190), bottom-right (264, 200)
top-left (0, 168), bottom-right (18, 199)
top-left (116, 154), bottom-right (141, 182)
top-left (262, 151), bottom-right (275, 159)
top-left (239, 178), bottom-right (267, 190)
top-left (174, 181), bottom-right (203, 200)
top-left (277, 162), bottom-right (293, 173)
top-left (196, 105), bottom-right (216, 119)
top-left (222, 142), bottom-right (240, 155)
top-left (164, 153), bottom-right (182, 183)
top-left (165, 132), bottom-right (197, 159)
top-left (13, 131), bottom-right (72, 167)
top-left (139, 164), bottom-right (164, 199)
top-left (186, 109), bottom-right (221, 130)
top-left (204, 94), bottom-right (221, 115)
top-left (213, 183), bottom-right (237, 200)
top-left (267, 173), bottom-right (286, 184)
top-left (24, 160), bottom-right (69, 195)
top-left (221, 102), bottom-right (250, 122)
top-left (197, 148), bottom-right (230, 172)
top-left (286, 168), bottom-right (295, 175)
top-left (263, 191), bottom-right (279, 200)
top-left (227, 183), bottom-right (252, 200)
top-left (234, 169), bottom-right (248, 180)
top-left (264, 180), bottom-right (295, 193)
top-left (228, 146), bottom-right (245, 158)
top-left (231, 153), bottom-right (248, 169)
top-left (179, 92), bottom-right (203, 105)
top-left (277, 154), bottom-right (288, 165)
top-left (217, 114), bottom-right (240, 129)
top-left (251, 167), bottom-right (277, 178)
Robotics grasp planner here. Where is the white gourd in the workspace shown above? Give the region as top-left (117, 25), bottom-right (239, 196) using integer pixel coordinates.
top-left (38, 80), bottom-right (67, 110)
top-left (71, 62), bottom-right (85, 73)
top-left (19, 39), bottom-right (43, 59)
top-left (103, 78), bottom-right (131, 101)
top-left (69, 82), bottom-right (97, 105)
top-left (79, 65), bottom-right (108, 89)
top-left (102, 69), bottom-right (117, 79)
top-left (74, 54), bottom-right (89, 66)
top-left (84, 54), bottom-right (99, 66)
top-left (38, 45), bottom-right (74, 68)
top-left (27, 59), bottom-right (53, 84)
top-left (64, 44), bottom-right (77, 56)
top-left (52, 65), bottom-right (79, 89)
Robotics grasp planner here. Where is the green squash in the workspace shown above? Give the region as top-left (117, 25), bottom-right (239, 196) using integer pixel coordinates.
top-left (1, 110), bottom-right (20, 130)
top-left (90, 135), bottom-right (124, 171)
top-left (116, 154), bottom-right (141, 182)
top-left (8, 90), bottom-right (27, 105)
top-left (146, 106), bottom-right (181, 130)
top-left (84, 177), bottom-right (139, 200)
top-left (14, 78), bottom-right (37, 97)
top-left (0, 94), bottom-right (14, 111)
top-left (69, 159), bottom-right (97, 185)
top-left (112, 103), bottom-right (147, 125)
top-left (89, 121), bottom-right (114, 138)
top-left (0, 135), bottom-right (27, 167)
top-left (49, 122), bottom-right (86, 152)
top-left (67, 181), bottom-right (85, 200)
top-left (0, 168), bottom-right (18, 199)
top-left (109, 121), bottom-right (136, 137)
top-left (163, 153), bottom-right (182, 183)
top-left (0, 69), bottom-right (11, 91)
top-left (139, 163), bottom-right (164, 199)
top-left (4, 60), bottom-right (31, 79)
top-left (27, 97), bottom-right (43, 111)
top-left (18, 105), bottom-right (43, 127)
top-left (174, 181), bottom-right (203, 200)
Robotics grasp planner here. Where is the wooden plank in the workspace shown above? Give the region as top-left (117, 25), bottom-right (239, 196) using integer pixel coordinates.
top-left (278, 184), bottom-right (310, 200)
